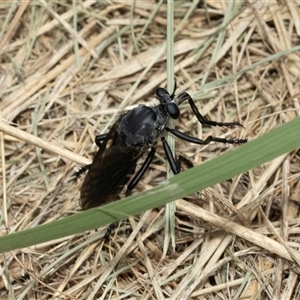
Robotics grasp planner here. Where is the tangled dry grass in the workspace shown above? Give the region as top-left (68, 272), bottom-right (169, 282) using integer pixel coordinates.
top-left (1, 1), bottom-right (300, 299)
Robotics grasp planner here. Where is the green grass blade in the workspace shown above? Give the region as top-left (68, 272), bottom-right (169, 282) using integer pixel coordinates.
top-left (1, 116), bottom-right (300, 252)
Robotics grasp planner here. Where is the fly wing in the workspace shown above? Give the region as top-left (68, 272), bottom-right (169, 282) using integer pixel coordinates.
top-left (80, 121), bottom-right (143, 210)
top-left (80, 147), bottom-right (141, 209)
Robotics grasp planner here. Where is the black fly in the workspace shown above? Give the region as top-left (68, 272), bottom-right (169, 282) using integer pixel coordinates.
top-left (80, 83), bottom-right (247, 210)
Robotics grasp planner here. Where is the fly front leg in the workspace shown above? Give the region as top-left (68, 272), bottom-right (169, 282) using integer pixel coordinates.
top-left (176, 92), bottom-right (244, 128)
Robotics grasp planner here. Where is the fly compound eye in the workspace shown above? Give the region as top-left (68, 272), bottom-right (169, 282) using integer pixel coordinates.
top-left (156, 87), bottom-right (169, 101)
top-left (167, 103), bottom-right (180, 119)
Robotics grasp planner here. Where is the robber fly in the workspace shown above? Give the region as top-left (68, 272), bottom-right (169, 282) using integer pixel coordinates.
top-left (80, 83), bottom-right (247, 210)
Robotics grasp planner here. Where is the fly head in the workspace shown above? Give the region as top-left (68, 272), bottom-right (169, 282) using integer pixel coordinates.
top-left (156, 87), bottom-right (180, 119)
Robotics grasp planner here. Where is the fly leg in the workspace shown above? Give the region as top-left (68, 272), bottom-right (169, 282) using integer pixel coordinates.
top-left (177, 91), bottom-right (245, 128)
top-left (161, 137), bottom-right (194, 174)
top-left (161, 137), bottom-right (180, 174)
top-left (127, 147), bottom-right (156, 191)
top-left (76, 164), bottom-right (92, 176)
top-left (165, 127), bottom-right (247, 145)
top-left (95, 133), bottom-right (108, 148)
top-left (104, 223), bottom-right (116, 241)
top-left (76, 133), bottom-right (108, 176)
top-left (104, 148), bottom-right (156, 241)
top-left (176, 154), bottom-right (194, 170)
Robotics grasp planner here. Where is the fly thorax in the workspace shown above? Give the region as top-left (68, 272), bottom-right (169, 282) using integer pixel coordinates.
top-left (118, 105), bottom-right (167, 150)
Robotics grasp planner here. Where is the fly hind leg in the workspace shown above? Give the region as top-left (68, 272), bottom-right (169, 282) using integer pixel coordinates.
top-left (127, 147), bottom-right (156, 191)
top-left (177, 154), bottom-right (194, 171)
top-left (105, 148), bottom-right (156, 241)
top-left (76, 133), bottom-right (108, 177)
top-left (95, 133), bottom-right (108, 148)
top-left (104, 223), bottom-right (116, 241)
